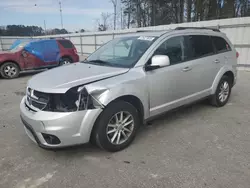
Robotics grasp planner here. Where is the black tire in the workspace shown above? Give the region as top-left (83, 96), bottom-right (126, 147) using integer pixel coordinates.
top-left (93, 100), bottom-right (140, 152)
top-left (59, 57), bottom-right (72, 66)
top-left (210, 75), bottom-right (232, 107)
top-left (0, 62), bottom-right (20, 79)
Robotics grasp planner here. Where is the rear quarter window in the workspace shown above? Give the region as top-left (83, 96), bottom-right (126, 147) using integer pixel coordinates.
top-left (58, 40), bottom-right (74, 49)
top-left (212, 36), bottom-right (231, 53)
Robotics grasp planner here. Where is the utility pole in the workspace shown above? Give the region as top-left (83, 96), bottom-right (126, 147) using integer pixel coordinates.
top-left (121, 7), bottom-right (123, 29)
top-left (59, 1), bottom-right (63, 29)
top-left (44, 20), bottom-right (47, 35)
top-left (111, 0), bottom-right (117, 30)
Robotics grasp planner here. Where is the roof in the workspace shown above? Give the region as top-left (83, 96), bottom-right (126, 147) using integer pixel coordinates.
top-left (119, 30), bottom-right (171, 37)
top-left (119, 27), bottom-right (222, 38)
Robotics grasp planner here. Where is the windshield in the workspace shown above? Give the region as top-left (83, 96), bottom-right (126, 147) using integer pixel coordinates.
top-left (10, 42), bottom-right (29, 52)
top-left (86, 36), bottom-right (157, 68)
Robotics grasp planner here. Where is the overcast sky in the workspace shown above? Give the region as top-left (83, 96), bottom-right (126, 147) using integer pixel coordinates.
top-left (0, 0), bottom-right (115, 31)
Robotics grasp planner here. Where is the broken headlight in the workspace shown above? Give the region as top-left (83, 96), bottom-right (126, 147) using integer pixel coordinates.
top-left (47, 86), bottom-right (102, 112)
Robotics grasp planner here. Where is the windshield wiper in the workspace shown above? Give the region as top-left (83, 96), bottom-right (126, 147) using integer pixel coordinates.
top-left (84, 59), bottom-right (112, 66)
top-left (88, 59), bottom-right (110, 64)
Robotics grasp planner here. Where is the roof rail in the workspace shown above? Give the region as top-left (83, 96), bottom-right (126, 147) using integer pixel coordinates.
top-left (49, 37), bottom-right (65, 39)
top-left (175, 27), bottom-right (220, 32)
top-left (136, 30), bottom-right (153, 32)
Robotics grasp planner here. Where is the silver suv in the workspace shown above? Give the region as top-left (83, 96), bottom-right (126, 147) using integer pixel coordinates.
top-left (20, 27), bottom-right (237, 151)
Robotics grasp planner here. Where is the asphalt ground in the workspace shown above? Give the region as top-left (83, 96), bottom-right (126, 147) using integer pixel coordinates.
top-left (0, 70), bottom-right (250, 188)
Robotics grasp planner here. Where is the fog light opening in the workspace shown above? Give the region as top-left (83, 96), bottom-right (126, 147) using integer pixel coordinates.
top-left (42, 133), bottom-right (61, 145)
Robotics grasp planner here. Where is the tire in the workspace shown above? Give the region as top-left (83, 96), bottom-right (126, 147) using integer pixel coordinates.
top-left (94, 100), bottom-right (140, 152)
top-left (59, 57), bottom-right (72, 66)
top-left (0, 62), bottom-right (20, 79)
top-left (210, 75), bottom-right (232, 107)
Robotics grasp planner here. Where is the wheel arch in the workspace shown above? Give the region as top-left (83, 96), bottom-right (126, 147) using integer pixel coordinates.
top-left (114, 95), bottom-right (144, 123)
top-left (223, 71), bottom-right (234, 86)
top-left (212, 68), bottom-right (235, 94)
top-left (60, 55), bottom-right (73, 62)
top-left (0, 60), bottom-right (21, 71)
top-left (90, 94), bottom-right (145, 143)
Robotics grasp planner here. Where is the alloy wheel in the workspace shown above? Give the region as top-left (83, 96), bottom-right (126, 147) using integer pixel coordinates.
top-left (4, 65), bottom-right (17, 77)
top-left (218, 81), bottom-right (229, 103)
top-left (106, 111), bottom-right (134, 145)
top-left (61, 60), bottom-right (71, 65)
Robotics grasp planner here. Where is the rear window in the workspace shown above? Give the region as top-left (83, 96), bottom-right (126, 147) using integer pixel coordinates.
top-left (212, 36), bottom-right (231, 53)
top-left (186, 35), bottom-right (214, 59)
top-left (58, 40), bottom-right (73, 48)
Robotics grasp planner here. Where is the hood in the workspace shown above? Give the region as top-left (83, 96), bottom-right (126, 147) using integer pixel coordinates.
top-left (0, 51), bottom-right (14, 55)
top-left (28, 62), bottom-right (129, 93)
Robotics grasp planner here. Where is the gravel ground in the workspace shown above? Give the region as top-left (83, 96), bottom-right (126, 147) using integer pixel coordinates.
top-left (0, 70), bottom-right (250, 188)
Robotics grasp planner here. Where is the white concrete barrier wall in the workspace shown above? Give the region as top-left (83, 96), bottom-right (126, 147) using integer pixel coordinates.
top-left (1, 17), bottom-right (250, 66)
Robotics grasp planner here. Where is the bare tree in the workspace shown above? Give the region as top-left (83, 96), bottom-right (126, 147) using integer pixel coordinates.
top-left (97, 13), bottom-right (111, 31)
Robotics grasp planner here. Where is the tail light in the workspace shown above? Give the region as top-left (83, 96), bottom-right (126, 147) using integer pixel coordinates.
top-left (236, 52), bottom-right (239, 58)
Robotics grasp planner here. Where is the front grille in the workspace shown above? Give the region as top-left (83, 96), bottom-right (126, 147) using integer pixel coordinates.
top-left (26, 88), bottom-right (50, 111)
top-left (25, 87), bottom-right (79, 112)
top-left (34, 90), bottom-right (50, 102)
top-left (25, 102), bottom-right (37, 112)
top-left (31, 100), bottom-right (47, 110)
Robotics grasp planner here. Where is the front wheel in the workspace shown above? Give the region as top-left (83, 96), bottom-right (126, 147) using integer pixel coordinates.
top-left (210, 75), bottom-right (232, 107)
top-left (59, 57), bottom-right (72, 66)
top-left (94, 101), bottom-right (140, 152)
top-left (0, 62), bottom-right (20, 79)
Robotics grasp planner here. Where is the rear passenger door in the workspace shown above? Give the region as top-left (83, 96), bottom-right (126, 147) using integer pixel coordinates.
top-left (184, 35), bottom-right (219, 93)
top-left (42, 40), bottom-right (60, 66)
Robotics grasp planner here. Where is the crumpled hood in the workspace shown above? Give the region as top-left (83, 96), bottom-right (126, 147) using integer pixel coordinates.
top-left (28, 63), bottom-right (129, 93)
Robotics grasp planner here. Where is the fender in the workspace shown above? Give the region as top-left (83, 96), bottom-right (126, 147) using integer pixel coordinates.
top-left (211, 65), bottom-right (236, 94)
top-left (85, 79), bottom-right (150, 119)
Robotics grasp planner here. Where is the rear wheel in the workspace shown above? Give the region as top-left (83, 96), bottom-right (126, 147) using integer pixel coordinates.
top-left (210, 75), bottom-right (232, 107)
top-left (93, 101), bottom-right (140, 152)
top-left (59, 57), bottom-right (72, 66)
top-left (0, 62), bottom-right (20, 79)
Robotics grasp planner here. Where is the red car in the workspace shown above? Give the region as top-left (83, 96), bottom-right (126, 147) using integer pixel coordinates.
top-left (0, 38), bottom-right (79, 79)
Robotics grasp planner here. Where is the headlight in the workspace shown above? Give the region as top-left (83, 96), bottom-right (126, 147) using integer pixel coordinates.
top-left (46, 86), bottom-right (102, 112)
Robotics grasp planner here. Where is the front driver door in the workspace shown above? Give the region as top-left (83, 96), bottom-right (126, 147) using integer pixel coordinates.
top-left (21, 50), bottom-right (41, 69)
top-left (22, 42), bottom-right (44, 69)
top-left (146, 35), bottom-right (194, 117)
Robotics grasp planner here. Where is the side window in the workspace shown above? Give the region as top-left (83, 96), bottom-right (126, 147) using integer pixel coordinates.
top-left (212, 36), bottom-right (231, 53)
top-left (186, 35), bottom-right (214, 60)
top-left (58, 40), bottom-right (73, 48)
top-left (154, 36), bottom-right (186, 65)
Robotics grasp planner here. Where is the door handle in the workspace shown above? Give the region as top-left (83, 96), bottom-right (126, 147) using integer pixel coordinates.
top-left (182, 67), bottom-right (192, 72)
top-left (214, 59), bottom-right (220, 63)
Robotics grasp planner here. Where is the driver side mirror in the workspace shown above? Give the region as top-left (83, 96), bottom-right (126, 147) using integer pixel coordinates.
top-left (145, 55), bottom-right (170, 71)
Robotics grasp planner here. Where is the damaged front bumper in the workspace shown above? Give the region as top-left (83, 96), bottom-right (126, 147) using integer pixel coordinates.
top-left (20, 97), bottom-right (102, 148)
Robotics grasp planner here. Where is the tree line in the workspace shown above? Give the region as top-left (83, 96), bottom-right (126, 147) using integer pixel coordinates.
top-left (0, 25), bottom-right (86, 36)
top-left (120, 0), bottom-right (250, 28)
